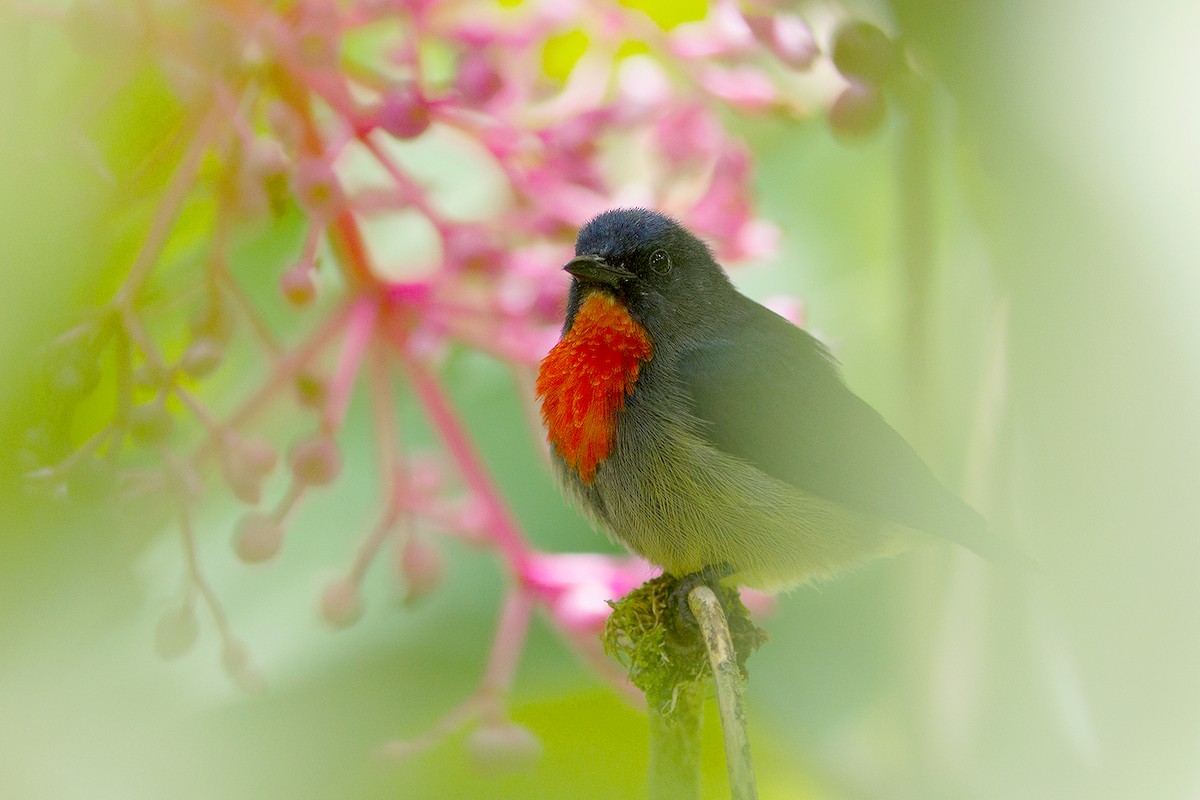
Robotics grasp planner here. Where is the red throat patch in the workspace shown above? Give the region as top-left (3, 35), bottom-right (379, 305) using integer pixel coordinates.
top-left (536, 292), bottom-right (653, 484)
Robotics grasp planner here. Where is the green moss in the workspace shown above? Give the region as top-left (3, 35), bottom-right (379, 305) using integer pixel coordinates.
top-left (602, 574), bottom-right (768, 710)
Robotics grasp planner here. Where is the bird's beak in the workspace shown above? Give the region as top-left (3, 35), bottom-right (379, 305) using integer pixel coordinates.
top-left (563, 254), bottom-right (634, 288)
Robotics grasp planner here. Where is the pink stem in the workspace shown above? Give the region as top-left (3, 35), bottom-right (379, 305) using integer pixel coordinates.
top-left (346, 512), bottom-right (397, 585)
top-left (365, 338), bottom-right (407, 507)
top-left (480, 587), bottom-right (535, 709)
top-left (358, 133), bottom-right (447, 232)
top-left (398, 352), bottom-right (531, 572)
top-left (322, 296), bottom-right (381, 434)
top-left (173, 385), bottom-right (225, 437)
top-left (189, 301), bottom-right (355, 466)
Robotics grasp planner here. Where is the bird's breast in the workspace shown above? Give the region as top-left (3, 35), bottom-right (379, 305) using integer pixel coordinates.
top-left (536, 292), bottom-right (653, 484)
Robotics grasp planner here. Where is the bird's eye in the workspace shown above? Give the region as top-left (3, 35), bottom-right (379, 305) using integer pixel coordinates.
top-left (649, 249), bottom-right (672, 275)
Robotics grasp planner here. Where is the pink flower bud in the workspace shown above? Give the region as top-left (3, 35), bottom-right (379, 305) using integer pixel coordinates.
top-left (746, 13), bottom-right (817, 70)
top-left (669, 4), bottom-right (754, 60)
top-left (289, 435), bottom-right (342, 486)
top-left (233, 512), bottom-right (284, 563)
top-left (655, 103), bottom-right (720, 167)
top-left (398, 535), bottom-right (444, 604)
top-left (465, 722), bottom-right (542, 776)
top-left (454, 51), bottom-right (503, 106)
top-left (378, 86), bottom-right (432, 140)
top-left (320, 578), bottom-right (362, 628)
top-left (180, 337), bottom-right (224, 378)
top-left (155, 604), bottom-right (199, 660)
top-left (688, 147), bottom-right (753, 244)
top-left (129, 402), bottom-right (173, 446)
top-left (281, 263), bottom-right (317, 306)
top-left (698, 64), bottom-right (776, 110)
top-left (829, 82), bottom-right (887, 141)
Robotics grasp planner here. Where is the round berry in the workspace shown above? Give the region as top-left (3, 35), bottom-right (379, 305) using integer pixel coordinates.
top-left (292, 157), bottom-right (344, 218)
top-left (222, 452), bottom-right (264, 505)
top-left (180, 337), bottom-right (224, 378)
top-left (233, 512), bottom-right (284, 563)
top-left (831, 20), bottom-right (899, 86)
top-left (455, 52), bottom-right (503, 106)
top-left (281, 264), bottom-right (317, 306)
top-left (289, 435), bottom-right (342, 486)
top-left (378, 86), bottom-right (432, 140)
top-left (829, 82), bottom-right (887, 141)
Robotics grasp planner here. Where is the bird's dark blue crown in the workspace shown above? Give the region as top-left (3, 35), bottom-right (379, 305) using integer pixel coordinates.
top-left (575, 208), bottom-right (686, 260)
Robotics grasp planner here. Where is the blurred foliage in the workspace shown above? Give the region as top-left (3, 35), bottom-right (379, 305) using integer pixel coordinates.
top-left (3, 0), bottom-right (1200, 799)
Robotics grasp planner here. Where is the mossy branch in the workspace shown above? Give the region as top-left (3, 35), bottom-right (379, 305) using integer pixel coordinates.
top-left (604, 575), bottom-right (767, 799)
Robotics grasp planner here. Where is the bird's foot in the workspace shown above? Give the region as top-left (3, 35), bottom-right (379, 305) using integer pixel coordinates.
top-left (667, 562), bottom-right (734, 635)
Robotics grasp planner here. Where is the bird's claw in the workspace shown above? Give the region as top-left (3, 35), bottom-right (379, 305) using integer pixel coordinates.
top-left (667, 562), bottom-right (734, 636)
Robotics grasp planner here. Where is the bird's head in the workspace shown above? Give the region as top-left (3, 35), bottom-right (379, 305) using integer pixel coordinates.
top-left (563, 208), bottom-right (735, 346)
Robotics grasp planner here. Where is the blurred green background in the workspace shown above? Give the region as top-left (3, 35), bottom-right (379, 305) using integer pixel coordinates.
top-left (2, 1), bottom-right (1200, 798)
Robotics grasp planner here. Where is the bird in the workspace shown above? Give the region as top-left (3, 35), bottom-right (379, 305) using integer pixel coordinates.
top-left (535, 207), bottom-right (1020, 593)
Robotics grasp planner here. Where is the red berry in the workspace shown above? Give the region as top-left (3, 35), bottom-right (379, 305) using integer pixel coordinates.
top-left (378, 86), bottom-right (432, 140)
top-left (455, 51), bottom-right (503, 106)
top-left (829, 82), bottom-right (887, 141)
top-left (831, 20), bottom-right (899, 86)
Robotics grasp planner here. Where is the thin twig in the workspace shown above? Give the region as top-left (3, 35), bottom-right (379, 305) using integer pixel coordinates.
top-left (687, 586), bottom-right (758, 800)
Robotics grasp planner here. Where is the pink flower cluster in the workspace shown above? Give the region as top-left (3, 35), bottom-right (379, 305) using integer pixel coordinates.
top-left (26, 0), bottom-right (898, 774)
